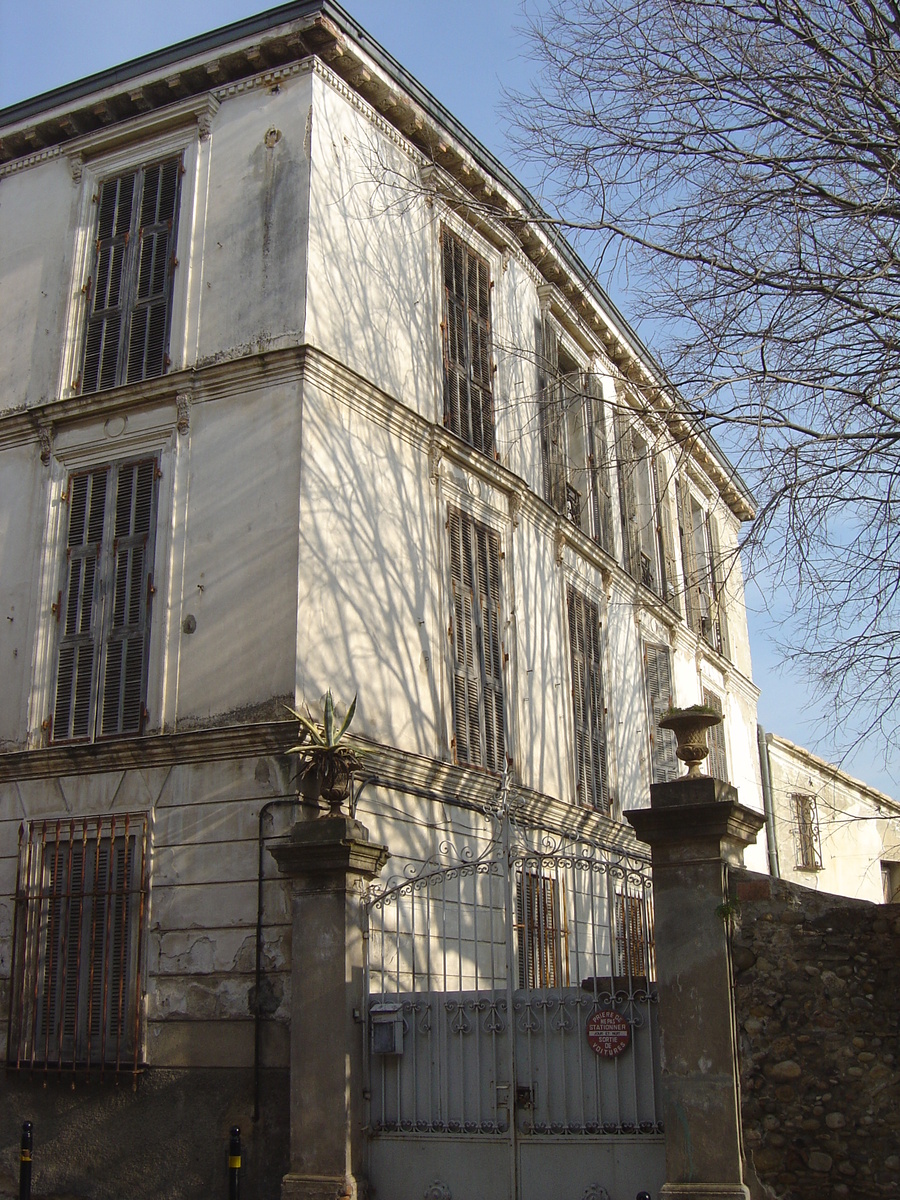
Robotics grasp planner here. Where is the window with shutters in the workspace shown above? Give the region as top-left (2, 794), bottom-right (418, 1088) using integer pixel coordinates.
top-left (50, 458), bottom-right (158, 742)
top-left (643, 641), bottom-right (679, 784)
top-left (447, 508), bottom-right (507, 772)
top-left (677, 484), bottom-right (729, 657)
top-left (441, 227), bottom-right (495, 455)
top-left (8, 814), bottom-right (149, 1078)
top-left (515, 868), bottom-right (569, 989)
top-left (615, 420), bottom-right (675, 606)
top-left (77, 156), bottom-right (182, 395)
top-left (702, 689), bottom-right (728, 781)
top-left (566, 586), bottom-right (610, 812)
top-left (793, 794), bottom-right (823, 870)
top-left (615, 891), bottom-right (654, 979)
top-left (537, 322), bottom-right (614, 553)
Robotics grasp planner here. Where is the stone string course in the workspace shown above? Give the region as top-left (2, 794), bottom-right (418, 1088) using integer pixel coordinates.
top-left (730, 869), bottom-right (900, 1200)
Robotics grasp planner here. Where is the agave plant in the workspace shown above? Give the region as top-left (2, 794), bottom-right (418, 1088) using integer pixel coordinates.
top-left (286, 691), bottom-right (365, 808)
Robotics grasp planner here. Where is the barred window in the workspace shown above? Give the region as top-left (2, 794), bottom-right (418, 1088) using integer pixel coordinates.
top-left (8, 814), bottom-right (149, 1079)
top-left (79, 157), bottom-right (182, 395)
top-left (51, 458), bottom-right (158, 742)
top-left (793, 794), bottom-right (823, 870)
top-left (615, 890), bottom-right (655, 979)
top-left (441, 227), bottom-right (494, 455)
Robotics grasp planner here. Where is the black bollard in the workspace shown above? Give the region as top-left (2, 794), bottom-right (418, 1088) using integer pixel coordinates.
top-left (228, 1126), bottom-right (241, 1200)
top-left (19, 1122), bottom-right (33, 1200)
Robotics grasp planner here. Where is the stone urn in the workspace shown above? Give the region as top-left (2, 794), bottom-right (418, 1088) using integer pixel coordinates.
top-left (657, 706), bottom-right (723, 778)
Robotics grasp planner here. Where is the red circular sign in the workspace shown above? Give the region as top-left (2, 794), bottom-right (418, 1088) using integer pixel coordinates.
top-left (586, 1009), bottom-right (630, 1057)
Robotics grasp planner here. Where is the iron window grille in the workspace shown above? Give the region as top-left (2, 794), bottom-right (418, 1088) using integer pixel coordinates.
top-left (78, 156), bottom-right (182, 395)
top-left (50, 458), bottom-right (159, 742)
top-left (7, 814), bottom-right (149, 1081)
top-left (441, 226), bottom-right (495, 455)
top-left (515, 867), bottom-right (569, 989)
top-left (566, 586), bottom-right (611, 812)
top-left (447, 507), bottom-right (507, 773)
top-left (793, 794), bottom-right (823, 870)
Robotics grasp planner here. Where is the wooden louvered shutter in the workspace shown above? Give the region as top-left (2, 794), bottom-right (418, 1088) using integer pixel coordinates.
top-left (703, 689), bottom-right (728, 781)
top-left (100, 460), bottom-right (157, 736)
top-left (615, 412), bottom-right (640, 579)
top-left (644, 642), bottom-right (679, 784)
top-left (708, 518), bottom-right (730, 658)
top-left (82, 171), bottom-right (137, 394)
top-left (537, 317), bottom-right (566, 512)
top-left (126, 158), bottom-right (181, 384)
top-left (449, 509), bottom-right (481, 767)
top-left (653, 457), bottom-right (680, 613)
top-left (567, 586), bottom-right (610, 811)
top-left (586, 375), bottom-right (614, 553)
top-left (676, 478), bottom-right (698, 634)
top-left (54, 470), bottom-right (108, 740)
top-left (475, 521), bottom-right (506, 772)
top-left (441, 228), bottom-right (495, 455)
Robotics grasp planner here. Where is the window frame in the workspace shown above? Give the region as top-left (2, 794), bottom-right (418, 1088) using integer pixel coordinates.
top-left (702, 688), bottom-right (728, 782)
top-left (440, 225), bottom-right (496, 456)
top-left (59, 129), bottom-right (199, 402)
top-left (793, 793), bottom-right (824, 870)
top-left (7, 812), bottom-right (150, 1080)
top-left (643, 640), bottom-right (679, 785)
top-left (515, 865), bottom-right (569, 989)
top-left (678, 481), bottom-right (730, 657)
top-left (566, 584), bottom-right (611, 812)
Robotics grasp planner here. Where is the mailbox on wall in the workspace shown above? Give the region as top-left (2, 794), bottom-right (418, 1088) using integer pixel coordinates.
top-left (370, 1003), bottom-right (404, 1055)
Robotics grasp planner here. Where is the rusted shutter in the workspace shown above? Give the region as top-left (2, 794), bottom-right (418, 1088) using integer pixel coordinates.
top-left (448, 508), bottom-right (506, 772)
top-left (441, 228), bottom-right (495, 455)
top-left (615, 412), bottom-right (640, 579)
top-left (643, 641), bottom-right (679, 784)
top-left (567, 586), bottom-right (610, 811)
top-left (81, 157), bottom-right (181, 395)
top-left (53, 460), bottom-right (158, 742)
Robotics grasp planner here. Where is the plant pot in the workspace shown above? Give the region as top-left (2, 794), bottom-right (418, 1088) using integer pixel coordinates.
top-left (297, 753), bottom-right (355, 815)
top-left (657, 708), bottom-right (723, 778)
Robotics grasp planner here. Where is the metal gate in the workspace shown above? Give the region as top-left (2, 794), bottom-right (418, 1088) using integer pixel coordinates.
top-left (365, 808), bottom-right (664, 1200)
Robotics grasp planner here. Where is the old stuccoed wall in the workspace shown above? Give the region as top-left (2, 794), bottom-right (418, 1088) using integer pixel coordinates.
top-left (730, 868), bottom-right (900, 1199)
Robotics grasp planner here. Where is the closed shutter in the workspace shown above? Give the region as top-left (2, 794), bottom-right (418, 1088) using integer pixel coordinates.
top-left (448, 509), bottom-right (507, 771)
top-left (708, 517), bottom-right (730, 658)
top-left (81, 157), bottom-right (181, 395)
top-left (537, 317), bottom-right (567, 511)
top-left (586, 374), bottom-right (614, 553)
top-left (643, 641), bottom-right (679, 784)
top-left (53, 460), bottom-right (158, 742)
top-left (676, 478), bottom-right (698, 633)
top-left (441, 228), bottom-right (495, 455)
top-left (653, 457), bottom-right (680, 613)
top-left (567, 586), bottom-right (610, 811)
top-left (615, 412), bottom-right (640, 579)
top-left (702, 689), bottom-right (728, 781)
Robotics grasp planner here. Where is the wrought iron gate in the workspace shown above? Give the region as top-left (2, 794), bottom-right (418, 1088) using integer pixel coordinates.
top-left (365, 809), bottom-right (664, 1200)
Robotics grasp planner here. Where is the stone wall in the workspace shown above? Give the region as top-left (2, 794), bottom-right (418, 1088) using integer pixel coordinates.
top-left (730, 868), bottom-right (900, 1199)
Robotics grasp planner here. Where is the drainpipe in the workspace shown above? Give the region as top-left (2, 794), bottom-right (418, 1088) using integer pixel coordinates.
top-left (757, 723), bottom-right (780, 878)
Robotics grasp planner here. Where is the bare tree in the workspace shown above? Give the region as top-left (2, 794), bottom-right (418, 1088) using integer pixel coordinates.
top-left (508, 0), bottom-right (900, 767)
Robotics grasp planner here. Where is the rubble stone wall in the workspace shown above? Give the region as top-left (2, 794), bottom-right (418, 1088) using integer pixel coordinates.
top-left (730, 869), bottom-right (900, 1199)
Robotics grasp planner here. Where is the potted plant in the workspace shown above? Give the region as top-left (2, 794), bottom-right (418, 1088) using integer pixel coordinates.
top-left (657, 704), bottom-right (723, 778)
top-left (287, 690), bottom-right (365, 813)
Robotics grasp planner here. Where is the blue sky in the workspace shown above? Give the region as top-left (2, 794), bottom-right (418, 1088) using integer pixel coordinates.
top-left (2, 0), bottom-right (892, 795)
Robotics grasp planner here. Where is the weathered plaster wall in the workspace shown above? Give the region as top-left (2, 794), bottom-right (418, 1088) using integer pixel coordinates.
top-left (731, 869), bottom-right (900, 1199)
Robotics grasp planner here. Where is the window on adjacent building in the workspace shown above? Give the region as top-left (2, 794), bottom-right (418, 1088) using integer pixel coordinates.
top-left (78, 156), bottom-right (182, 395)
top-left (643, 641), bottom-right (679, 784)
top-left (615, 890), bottom-right (654, 979)
top-left (677, 482), bottom-right (729, 657)
top-left (516, 866), bottom-right (569, 988)
top-left (8, 814), bottom-right (149, 1078)
top-left (793, 794), bottom-right (823, 870)
top-left (566, 586), bottom-right (610, 812)
top-left (441, 227), bottom-right (494, 455)
top-left (881, 861), bottom-right (900, 903)
top-left (537, 320), bottom-right (614, 553)
top-left (702, 688), bottom-right (728, 781)
top-left (51, 459), bottom-right (158, 742)
top-left (447, 507), bottom-right (507, 772)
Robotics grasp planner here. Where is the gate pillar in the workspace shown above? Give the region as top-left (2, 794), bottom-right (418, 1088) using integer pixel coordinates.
top-left (626, 778), bottom-right (764, 1200)
top-left (271, 815), bottom-right (389, 1200)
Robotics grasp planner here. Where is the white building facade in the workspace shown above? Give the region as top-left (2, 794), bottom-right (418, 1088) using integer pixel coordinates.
top-left (0, 4), bottom-right (762, 1197)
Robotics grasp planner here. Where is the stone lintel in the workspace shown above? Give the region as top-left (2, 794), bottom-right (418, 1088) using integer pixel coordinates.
top-left (281, 1173), bottom-right (361, 1200)
top-left (270, 815), bottom-right (389, 881)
